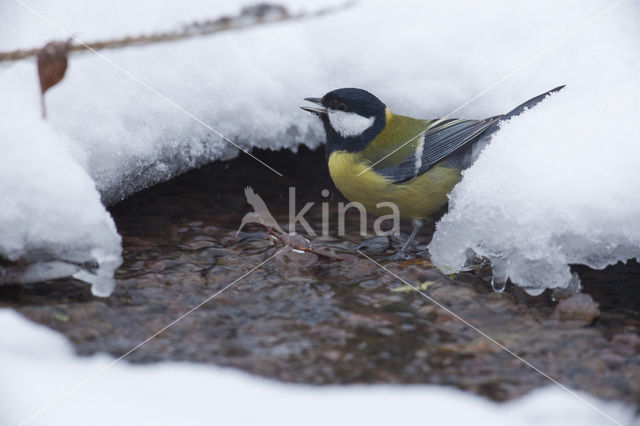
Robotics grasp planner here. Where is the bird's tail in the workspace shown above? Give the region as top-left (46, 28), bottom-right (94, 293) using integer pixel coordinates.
top-left (503, 85), bottom-right (565, 120)
top-left (483, 85), bottom-right (565, 137)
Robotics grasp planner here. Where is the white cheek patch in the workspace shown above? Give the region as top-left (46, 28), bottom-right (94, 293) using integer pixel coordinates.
top-left (327, 110), bottom-right (375, 138)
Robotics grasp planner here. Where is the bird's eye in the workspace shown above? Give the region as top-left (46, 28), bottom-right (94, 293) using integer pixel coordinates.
top-left (337, 102), bottom-right (347, 111)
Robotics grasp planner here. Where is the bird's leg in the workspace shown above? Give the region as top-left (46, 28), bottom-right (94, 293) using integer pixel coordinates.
top-left (400, 219), bottom-right (423, 254)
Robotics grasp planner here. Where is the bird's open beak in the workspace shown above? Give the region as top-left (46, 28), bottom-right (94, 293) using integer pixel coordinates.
top-left (300, 97), bottom-right (327, 116)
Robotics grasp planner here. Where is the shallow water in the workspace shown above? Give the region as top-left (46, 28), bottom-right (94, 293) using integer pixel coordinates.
top-left (2, 148), bottom-right (639, 404)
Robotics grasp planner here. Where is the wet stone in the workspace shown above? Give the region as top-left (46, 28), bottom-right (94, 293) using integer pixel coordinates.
top-left (553, 293), bottom-right (600, 326)
top-left (1, 148), bottom-right (639, 406)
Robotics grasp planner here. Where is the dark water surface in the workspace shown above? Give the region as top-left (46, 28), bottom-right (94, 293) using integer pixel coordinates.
top-left (2, 148), bottom-right (639, 404)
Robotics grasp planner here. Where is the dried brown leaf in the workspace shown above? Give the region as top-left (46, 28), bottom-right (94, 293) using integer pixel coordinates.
top-left (37, 38), bottom-right (72, 118)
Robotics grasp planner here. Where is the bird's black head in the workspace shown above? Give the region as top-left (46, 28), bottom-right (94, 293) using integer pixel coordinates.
top-left (301, 88), bottom-right (387, 155)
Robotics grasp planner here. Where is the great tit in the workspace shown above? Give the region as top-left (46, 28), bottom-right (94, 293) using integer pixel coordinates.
top-left (301, 85), bottom-right (564, 252)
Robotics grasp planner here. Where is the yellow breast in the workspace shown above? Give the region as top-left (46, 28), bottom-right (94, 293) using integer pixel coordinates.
top-left (327, 151), bottom-right (462, 219)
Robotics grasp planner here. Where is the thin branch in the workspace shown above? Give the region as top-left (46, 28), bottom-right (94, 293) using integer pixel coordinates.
top-left (0, 2), bottom-right (355, 63)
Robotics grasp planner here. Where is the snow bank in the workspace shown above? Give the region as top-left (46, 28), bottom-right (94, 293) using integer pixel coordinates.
top-left (2, 0), bottom-right (622, 204)
top-left (0, 0), bottom-right (344, 203)
top-left (1, 0), bottom-right (334, 293)
top-left (0, 68), bottom-right (121, 297)
top-left (429, 1), bottom-right (640, 293)
top-left (1, 0), bottom-right (639, 292)
top-left (0, 310), bottom-right (635, 426)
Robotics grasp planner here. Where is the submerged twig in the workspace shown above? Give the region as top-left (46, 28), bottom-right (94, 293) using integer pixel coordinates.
top-left (0, 2), bottom-right (355, 63)
top-left (259, 225), bottom-right (344, 261)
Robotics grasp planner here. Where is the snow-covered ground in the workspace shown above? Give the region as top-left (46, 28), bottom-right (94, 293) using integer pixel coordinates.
top-left (1, 0), bottom-right (639, 292)
top-left (0, 310), bottom-right (635, 426)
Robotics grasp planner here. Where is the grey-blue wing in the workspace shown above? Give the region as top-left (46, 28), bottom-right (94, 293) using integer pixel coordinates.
top-left (377, 117), bottom-right (500, 183)
top-left (379, 85), bottom-right (565, 184)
